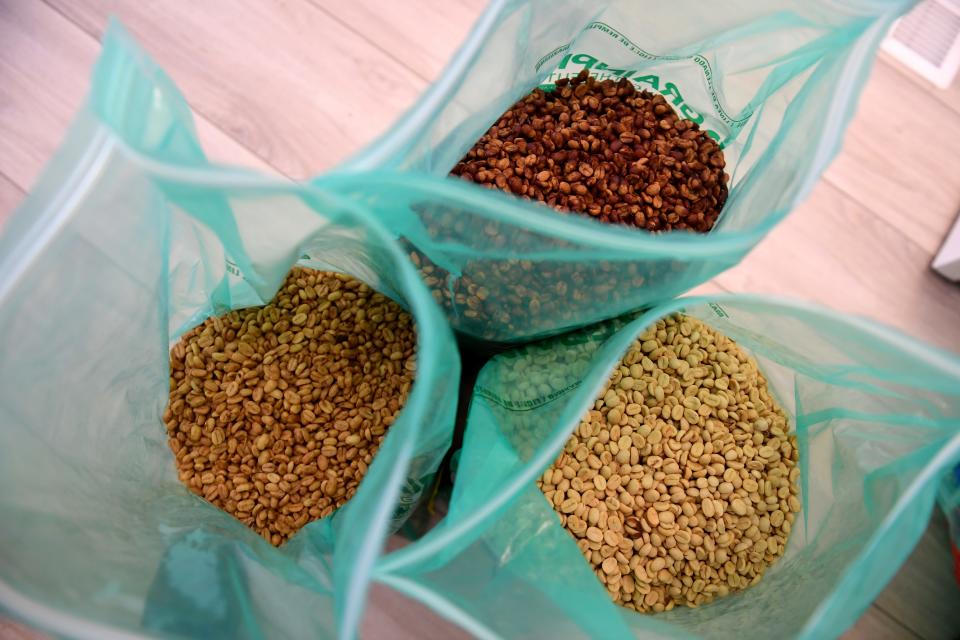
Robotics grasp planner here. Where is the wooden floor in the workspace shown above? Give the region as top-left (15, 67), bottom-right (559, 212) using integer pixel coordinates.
top-left (1, 1), bottom-right (959, 638)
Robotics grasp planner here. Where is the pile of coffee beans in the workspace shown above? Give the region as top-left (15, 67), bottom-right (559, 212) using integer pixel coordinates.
top-left (164, 267), bottom-right (417, 546)
top-left (452, 70), bottom-right (728, 232)
top-left (539, 314), bottom-right (799, 612)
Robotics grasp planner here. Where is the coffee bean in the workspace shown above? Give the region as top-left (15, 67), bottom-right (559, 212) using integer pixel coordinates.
top-left (537, 314), bottom-right (800, 613)
top-left (164, 268), bottom-right (417, 546)
top-left (401, 72), bottom-right (732, 341)
top-left (452, 70), bottom-right (728, 233)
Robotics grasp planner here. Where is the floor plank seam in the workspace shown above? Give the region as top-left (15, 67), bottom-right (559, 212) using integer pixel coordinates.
top-left (37, 0), bottom-right (292, 180)
top-left (302, 0), bottom-right (436, 84)
top-left (879, 55), bottom-right (960, 119)
top-left (871, 605), bottom-right (925, 640)
top-left (819, 174), bottom-right (952, 261)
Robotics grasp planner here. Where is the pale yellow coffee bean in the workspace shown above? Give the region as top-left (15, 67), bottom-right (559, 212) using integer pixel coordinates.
top-left (788, 495), bottom-right (801, 513)
top-left (602, 557), bottom-right (619, 575)
top-left (604, 529), bottom-right (621, 546)
top-left (646, 507), bottom-right (660, 527)
top-left (758, 515), bottom-right (771, 533)
top-left (538, 314), bottom-right (799, 614)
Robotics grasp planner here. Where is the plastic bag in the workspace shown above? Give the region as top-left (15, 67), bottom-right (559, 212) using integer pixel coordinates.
top-left (0, 23), bottom-right (459, 640)
top-left (371, 296), bottom-right (960, 639)
top-left (940, 464), bottom-right (960, 586)
top-left (321, 0), bottom-right (914, 344)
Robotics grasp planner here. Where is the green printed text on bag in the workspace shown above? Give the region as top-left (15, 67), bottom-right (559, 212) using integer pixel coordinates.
top-left (326, 0), bottom-right (916, 343)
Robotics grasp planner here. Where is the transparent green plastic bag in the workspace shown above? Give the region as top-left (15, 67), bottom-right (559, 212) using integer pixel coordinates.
top-left (939, 463), bottom-right (960, 586)
top-left (0, 23), bottom-right (459, 640)
top-left (371, 296), bottom-right (960, 639)
top-left (322, 0), bottom-right (914, 344)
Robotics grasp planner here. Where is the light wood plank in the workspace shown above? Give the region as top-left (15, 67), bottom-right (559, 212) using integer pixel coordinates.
top-left (715, 179), bottom-right (960, 352)
top-left (843, 605), bottom-right (921, 640)
top-left (872, 511), bottom-right (960, 640)
top-left (362, 534), bottom-right (467, 639)
top-left (0, 173), bottom-right (25, 227)
top-left (362, 583), bottom-right (472, 640)
top-left (878, 51), bottom-right (960, 284)
top-left (0, 0), bottom-right (275, 195)
top-left (933, 80), bottom-right (960, 122)
top-left (879, 52), bottom-right (960, 114)
top-left (308, 0), bottom-right (482, 83)
top-left (0, 619), bottom-right (50, 640)
top-left (691, 280), bottom-right (732, 297)
top-left (879, 51), bottom-right (960, 120)
top-left (0, 1), bottom-right (93, 192)
top-left (45, 0), bottom-right (427, 178)
top-left (824, 59), bottom-right (960, 256)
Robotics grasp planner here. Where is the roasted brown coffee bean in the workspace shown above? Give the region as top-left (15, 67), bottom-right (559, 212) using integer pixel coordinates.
top-left (452, 70), bottom-right (728, 232)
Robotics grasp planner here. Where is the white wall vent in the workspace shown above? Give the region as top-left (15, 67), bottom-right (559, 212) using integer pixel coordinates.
top-left (882, 0), bottom-right (960, 88)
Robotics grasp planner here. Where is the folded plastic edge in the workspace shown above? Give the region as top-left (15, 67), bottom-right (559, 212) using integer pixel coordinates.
top-left (372, 294), bottom-right (960, 638)
top-left (317, 2), bottom-right (903, 264)
top-left (315, 171), bottom-right (770, 257)
top-left (0, 19), bottom-right (460, 640)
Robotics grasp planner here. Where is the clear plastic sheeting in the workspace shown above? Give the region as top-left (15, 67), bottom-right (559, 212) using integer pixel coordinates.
top-left (377, 296), bottom-right (960, 639)
top-left (325, 0), bottom-right (916, 343)
top-left (0, 23), bottom-right (459, 640)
